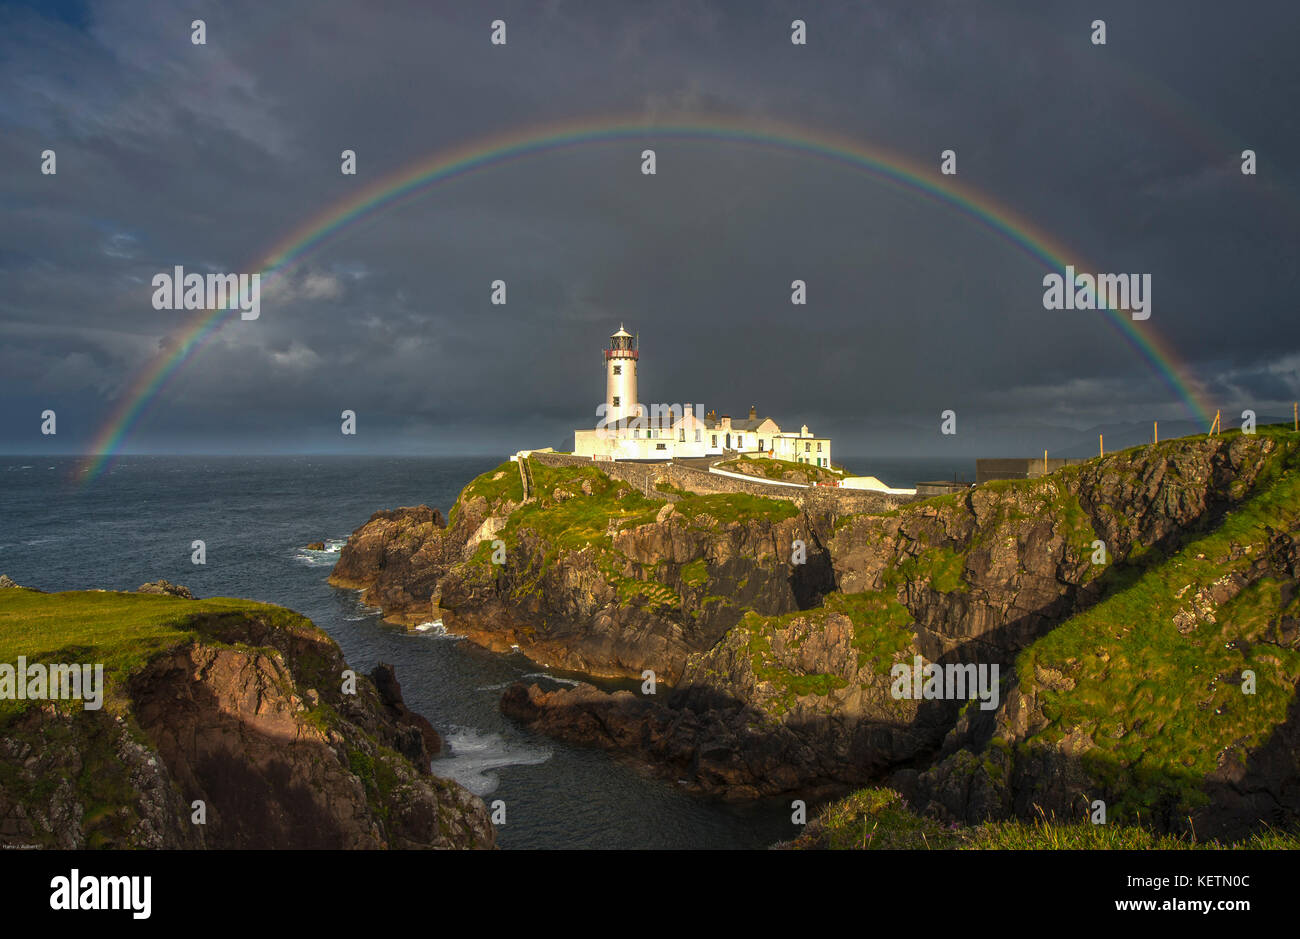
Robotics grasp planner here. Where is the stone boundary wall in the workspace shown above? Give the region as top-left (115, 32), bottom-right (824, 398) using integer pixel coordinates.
top-left (528, 452), bottom-right (913, 515)
top-left (976, 457), bottom-right (1091, 485)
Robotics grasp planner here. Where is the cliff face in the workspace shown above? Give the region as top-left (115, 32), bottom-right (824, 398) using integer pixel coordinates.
top-left (0, 591), bottom-right (494, 850)
top-left (333, 433), bottom-right (1300, 835)
top-left (329, 505), bottom-right (457, 619)
top-left (901, 439), bottom-right (1300, 840)
top-left (331, 461), bottom-right (836, 680)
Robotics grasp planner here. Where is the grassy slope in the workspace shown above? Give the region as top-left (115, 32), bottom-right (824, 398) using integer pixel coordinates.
top-left (458, 459), bottom-right (798, 612)
top-left (1010, 428), bottom-right (1300, 818)
top-left (0, 588), bottom-right (457, 847)
top-left (792, 787), bottom-right (1300, 850)
top-left (0, 589), bottom-right (316, 717)
top-left (802, 426), bottom-right (1300, 845)
top-left (716, 456), bottom-right (839, 486)
top-left (0, 590), bottom-right (330, 847)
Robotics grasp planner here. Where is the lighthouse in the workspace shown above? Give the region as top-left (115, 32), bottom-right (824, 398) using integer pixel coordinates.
top-left (572, 324), bottom-right (830, 465)
top-left (604, 325), bottom-right (638, 426)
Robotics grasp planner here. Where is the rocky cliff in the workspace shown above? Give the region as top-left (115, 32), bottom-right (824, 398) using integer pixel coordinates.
top-left (330, 461), bottom-right (837, 680)
top-left (334, 431), bottom-right (1300, 837)
top-left (0, 588), bottom-right (494, 849)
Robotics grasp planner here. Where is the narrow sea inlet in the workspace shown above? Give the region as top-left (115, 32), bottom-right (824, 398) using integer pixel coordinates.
top-left (0, 454), bottom-right (872, 848)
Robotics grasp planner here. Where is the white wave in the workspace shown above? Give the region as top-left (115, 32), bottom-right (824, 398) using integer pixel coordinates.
top-left (475, 681), bottom-right (513, 692)
top-left (412, 619), bottom-right (466, 640)
top-left (293, 550), bottom-right (336, 567)
top-left (346, 594), bottom-right (382, 614)
top-left (294, 537), bottom-right (347, 566)
top-left (521, 671), bottom-right (581, 687)
top-left (432, 727), bottom-right (552, 796)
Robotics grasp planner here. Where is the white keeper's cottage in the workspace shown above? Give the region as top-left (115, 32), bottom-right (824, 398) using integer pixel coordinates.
top-left (572, 326), bottom-right (833, 465)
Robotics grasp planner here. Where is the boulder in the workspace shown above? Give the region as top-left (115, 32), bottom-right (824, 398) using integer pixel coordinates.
top-left (137, 580), bottom-right (196, 599)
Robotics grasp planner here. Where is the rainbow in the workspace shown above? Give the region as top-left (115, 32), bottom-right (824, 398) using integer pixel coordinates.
top-left (77, 113), bottom-right (1215, 482)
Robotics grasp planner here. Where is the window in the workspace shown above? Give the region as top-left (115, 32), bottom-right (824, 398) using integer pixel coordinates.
top-left (805, 442), bottom-right (811, 452)
top-left (613, 365), bottom-right (621, 375)
top-left (712, 435), bottom-right (717, 447)
top-left (817, 442), bottom-right (822, 451)
top-left (634, 428), bottom-right (639, 438)
top-left (613, 396), bottom-right (620, 406)
top-left (679, 429), bottom-right (685, 442)
top-left (656, 443), bottom-right (667, 450)
top-left (759, 439), bottom-right (765, 450)
top-left (695, 429), bottom-right (701, 442)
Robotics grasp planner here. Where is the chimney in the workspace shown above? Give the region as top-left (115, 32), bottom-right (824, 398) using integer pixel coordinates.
top-left (749, 404), bottom-right (757, 420)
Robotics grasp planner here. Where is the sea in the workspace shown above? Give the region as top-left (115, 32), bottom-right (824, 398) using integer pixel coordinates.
top-left (0, 453), bottom-right (966, 849)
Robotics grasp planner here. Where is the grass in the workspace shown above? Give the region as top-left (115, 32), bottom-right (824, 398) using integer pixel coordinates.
top-left (740, 613), bottom-right (849, 711)
top-left (670, 490), bottom-right (800, 526)
top-left (1012, 430), bottom-right (1300, 820)
top-left (466, 461), bottom-right (799, 586)
top-left (795, 788), bottom-right (1300, 850)
top-left (894, 545), bottom-right (969, 594)
top-left (679, 558), bottom-right (709, 588)
top-left (0, 588), bottom-right (318, 716)
top-left (730, 589), bottom-right (917, 714)
top-left (830, 591), bottom-right (916, 673)
top-left (716, 456), bottom-right (839, 485)
top-left (616, 577), bottom-right (679, 613)
top-left (460, 460), bottom-right (525, 506)
top-left (499, 461), bottom-right (658, 548)
top-left (0, 587), bottom-right (349, 847)
top-left (450, 460), bottom-right (524, 526)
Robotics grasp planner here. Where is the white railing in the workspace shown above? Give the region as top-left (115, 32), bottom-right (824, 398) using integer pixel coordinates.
top-left (707, 466), bottom-right (809, 488)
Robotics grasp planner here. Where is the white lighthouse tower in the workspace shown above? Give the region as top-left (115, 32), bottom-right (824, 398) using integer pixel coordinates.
top-left (604, 325), bottom-right (638, 427)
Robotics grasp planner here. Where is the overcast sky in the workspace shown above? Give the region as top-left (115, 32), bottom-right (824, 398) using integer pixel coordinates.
top-left (2, 0), bottom-right (1298, 459)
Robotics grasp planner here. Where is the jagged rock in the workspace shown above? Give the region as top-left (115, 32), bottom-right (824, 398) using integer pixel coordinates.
top-left (499, 681), bottom-right (850, 799)
top-left (305, 541), bottom-right (326, 551)
top-left (0, 593), bottom-right (493, 850)
top-left (0, 575), bottom-right (20, 589)
top-left (329, 505), bottom-right (455, 625)
top-left (335, 436), bottom-right (1300, 829)
top-left (136, 580), bottom-right (196, 599)
top-left (370, 662), bottom-right (443, 762)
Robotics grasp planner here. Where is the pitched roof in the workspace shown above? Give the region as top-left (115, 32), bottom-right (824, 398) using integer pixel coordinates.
top-left (702, 415), bottom-right (781, 431)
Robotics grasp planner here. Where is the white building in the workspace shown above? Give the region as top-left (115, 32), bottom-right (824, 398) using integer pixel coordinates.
top-left (573, 326), bottom-right (833, 467)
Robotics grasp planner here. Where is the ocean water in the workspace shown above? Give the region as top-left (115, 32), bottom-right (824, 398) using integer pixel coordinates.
top-left (837, 456), bottom-right (976, 489)
top-left (0, 455), bottom-right (798, 849)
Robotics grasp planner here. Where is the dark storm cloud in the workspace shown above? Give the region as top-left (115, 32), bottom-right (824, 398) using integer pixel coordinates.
top-left (1, 0), bottom-right (1297, 457)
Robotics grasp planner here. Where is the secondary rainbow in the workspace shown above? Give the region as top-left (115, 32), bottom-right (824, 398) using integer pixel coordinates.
top-left (77, 114), bottom-right (1215, 482)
